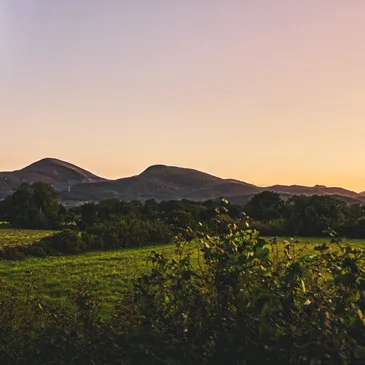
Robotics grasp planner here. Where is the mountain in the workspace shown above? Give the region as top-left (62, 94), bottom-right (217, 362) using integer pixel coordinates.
top-left (0, 158), bottom-right (105, 199)
top-left (60, 164), bottom-right (261, 203)
top-left (1, 159), bottom-right (365, 205)
top-left (266, 184), bottom-right (360, 200)
top-left (60, 164), bottom-right (365, 205)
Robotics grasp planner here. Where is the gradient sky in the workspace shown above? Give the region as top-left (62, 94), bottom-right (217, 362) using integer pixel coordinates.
top-left (1, 1), bottom-right (365, 191)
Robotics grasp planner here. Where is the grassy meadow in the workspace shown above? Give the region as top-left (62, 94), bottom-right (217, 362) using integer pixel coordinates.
top-left (1, 228), bottom-right (365, 314)
top-left (0, 228), bottom-right (57, 247)
top-left (0, 229), bottom-right (180, 314)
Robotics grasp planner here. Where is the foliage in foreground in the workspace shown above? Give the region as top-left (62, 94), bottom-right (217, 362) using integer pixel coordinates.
top-left (1, 201), bottom-right (365, 364)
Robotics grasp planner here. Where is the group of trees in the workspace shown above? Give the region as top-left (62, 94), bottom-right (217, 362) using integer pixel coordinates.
top-left (2, 183), bottom-right (365, 257)
top-left (0, 183), bottom-right (241, 231)
top-left (0, 183), bottom-right (243, 257)
top-left (66, 197), bottom-right (242, 251)
top-left (0, 182), bottom-right (64, 229)
top-left (74, 191), bottom-right (365, 242)
top-left (246, 191), bottom-right (365, 237)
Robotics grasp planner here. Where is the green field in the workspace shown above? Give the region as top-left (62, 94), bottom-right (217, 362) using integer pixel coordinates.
top-left (0, 229), bottom-right (58, 247)
top-left (0, 229), bottom-right (179, 313)
top-left (0, 244), bottom-right (180, 312)
top-left (0, 229), bottom-right (365, 314)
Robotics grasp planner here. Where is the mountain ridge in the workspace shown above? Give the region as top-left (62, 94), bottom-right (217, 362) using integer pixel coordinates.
top-left (1, 158), bottom-right (364, 204)
top-left (0, 158), bottom-right (105, 199)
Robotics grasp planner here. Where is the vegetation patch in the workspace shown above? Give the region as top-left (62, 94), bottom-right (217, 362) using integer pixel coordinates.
top-left (0, 229), bottom-right (56, 248)
top-left (2, 184), bottom-right (365, 363)
top-left (1, 203), bottom-right (365, 364)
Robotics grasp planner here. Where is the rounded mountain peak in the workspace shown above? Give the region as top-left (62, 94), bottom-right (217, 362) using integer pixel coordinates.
top-left (23, 157), bottom-right (76, 170)
top-left (20, 157), bottom-right (103, 181)
top-left (141, 164), bottom-right (169, 175)
top-left (139, 164), bottom-right (223, 188)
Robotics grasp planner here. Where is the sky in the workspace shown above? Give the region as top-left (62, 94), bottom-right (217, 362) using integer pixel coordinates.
top-left (1, 1), bottom-right (365, 191)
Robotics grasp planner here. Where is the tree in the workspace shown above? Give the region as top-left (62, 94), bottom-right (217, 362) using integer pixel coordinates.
top-left (286, 195), bottom-right (347, 236)
top-left (3, 182), bottom-right (60, 228)
top-left (79, 202), bottom-right (98, 229)
top-left (167, 209), bottom-right (194, 229)
top-left (143, 199), bottom-right (159, 219)
top-left (0, 199), bottom-right (6, 221)
top-left (245, 191), bottom-right (285, 222)
top-left (97, 199), bottom-right (124, 221)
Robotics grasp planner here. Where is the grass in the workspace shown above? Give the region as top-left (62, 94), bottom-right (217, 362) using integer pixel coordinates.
top-left (0, 244), bottom-right (178, 315)
top-left (0, 228), bottom-right (178, 314)
top-left (266, 236), bottom-right (365, 259)
top-left (0, 228), bottom-right (364, 315)
top-left (0, 229), bottom-right (58, 247)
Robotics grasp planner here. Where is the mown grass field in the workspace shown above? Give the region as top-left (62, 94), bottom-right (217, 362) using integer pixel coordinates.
top-left (0, 228), bottom-right (365, 315)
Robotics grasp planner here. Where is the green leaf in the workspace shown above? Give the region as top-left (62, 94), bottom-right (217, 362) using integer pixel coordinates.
top-left (301, 279), bottom-right (306, 293)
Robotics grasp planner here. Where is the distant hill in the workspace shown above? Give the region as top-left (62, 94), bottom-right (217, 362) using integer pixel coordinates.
top-left (1, 158), bottom-right (365, 205)
top-left (59, 163), bottom-right (365, 205)
top-left (60, 164), bottom-right (261, 203)
top-left (0, 158), bottom-right (105, 199)
top-left (266, 184), bottom-right (361, 200)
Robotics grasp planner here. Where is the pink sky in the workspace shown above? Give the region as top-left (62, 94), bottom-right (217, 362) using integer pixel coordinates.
top-left (1, 1), bottom-right (365, 191)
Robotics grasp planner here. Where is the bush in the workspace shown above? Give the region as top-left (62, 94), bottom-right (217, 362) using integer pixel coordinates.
top-left (84, 219), bottom-right (172, 250)
top-left (42, 230), bottom-right (86, 254)
top-left (114, 203), bottom-right (365, 364)
top-left (251, 218), bottom-right (290, 236)
top-left (0, 247), bottom-right (26, 260)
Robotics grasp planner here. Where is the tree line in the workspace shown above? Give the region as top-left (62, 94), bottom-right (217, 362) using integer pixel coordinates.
top-left (246, 191), bottom-right (365, 238)
top-left (0, 182), bottom-right (241, 258)
top-left (1, 182), bottom-right (365, 256)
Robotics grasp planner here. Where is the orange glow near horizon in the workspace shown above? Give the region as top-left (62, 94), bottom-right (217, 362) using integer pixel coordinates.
top-left (1, 1), bottom-right (365, 192)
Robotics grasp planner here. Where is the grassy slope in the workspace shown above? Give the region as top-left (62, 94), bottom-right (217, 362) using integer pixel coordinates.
top-left (0, 229), bottom-right (57, 247)
top-left (0, 245), bottom-right (179, 311)
top-left (1, 229), bottom-right (365, 314)
top-left (0, 229), bottom-right (179, 314)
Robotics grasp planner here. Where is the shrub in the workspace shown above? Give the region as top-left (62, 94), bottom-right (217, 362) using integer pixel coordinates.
top-left (251, 218), bottom-right (290, 236)
top-left (42, 230), bottom-right (86, 254)
top-left (84, 219), bottom-right (172, 250)
top-left (114, 202), bottom-right (365, 364)
top-left (0, 246), bottom-right (26, 260)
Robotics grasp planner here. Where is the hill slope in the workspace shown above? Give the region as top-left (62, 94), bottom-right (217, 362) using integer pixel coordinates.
top-left (1, 159), bottom-right (364, 204)
top-left (60, 164), bottom-right (261, 203)
top-left (0, 158), bottom-right (105, 199)
top-left (60, 164), bottom-right (364, 205)
top-left (266, 184), bottom-right (360, 199)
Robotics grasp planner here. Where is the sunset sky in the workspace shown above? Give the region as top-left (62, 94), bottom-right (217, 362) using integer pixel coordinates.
top-left (1, 1), bottom-right (365, 191)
